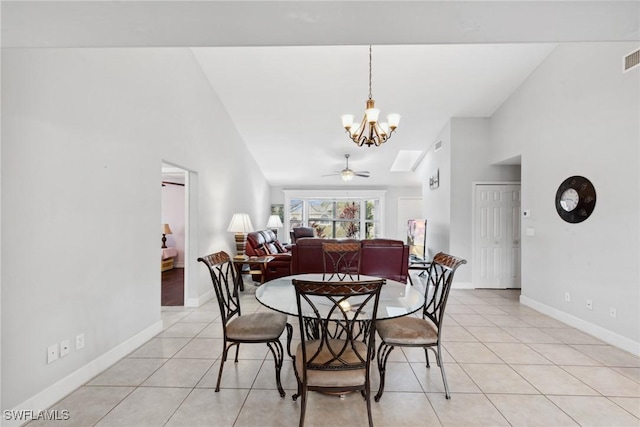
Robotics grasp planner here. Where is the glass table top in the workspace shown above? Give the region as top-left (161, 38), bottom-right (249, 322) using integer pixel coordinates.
top-left (255, 273), bottom-right (425, 320)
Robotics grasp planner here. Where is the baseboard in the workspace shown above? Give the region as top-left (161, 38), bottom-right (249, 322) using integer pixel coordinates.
top-left (452, 281), bottom-right (475, 289)
top-left (184, 288), bottom-right (214, 308)
top-left (520, 295), bottom-right (640, 356)
top-left (3, 320), bottom-right (163, 427)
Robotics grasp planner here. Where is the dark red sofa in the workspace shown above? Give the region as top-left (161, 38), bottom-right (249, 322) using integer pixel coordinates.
top-left (290, 237), bottom-right (409, 283)
top-left (245, 229), bottom-right (292, 281)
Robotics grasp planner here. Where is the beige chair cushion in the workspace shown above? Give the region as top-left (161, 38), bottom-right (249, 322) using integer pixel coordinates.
top-left (226, 312), bottom-right (287, 341)
top-left (295, 339), bottom-right (367, 388)
top-left (377, 316), bottom-right (438, 345)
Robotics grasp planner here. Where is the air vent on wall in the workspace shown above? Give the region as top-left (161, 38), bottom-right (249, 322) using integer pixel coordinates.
top-left (623, 48), bottom-right (640, 72)
top-left (434, 140), bottom-right (443, 152)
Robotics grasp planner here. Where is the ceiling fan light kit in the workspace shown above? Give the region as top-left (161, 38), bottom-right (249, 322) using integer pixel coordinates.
top-left (341, 169), bottom-right (355, 181)
top-left (342, 46), bottom-right (400, 147)
top-left (323, 154), bottom-right (370, 181)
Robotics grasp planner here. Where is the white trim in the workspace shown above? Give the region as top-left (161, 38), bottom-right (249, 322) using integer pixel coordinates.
top-left (451, 281), bottom-right (475, 289)
top-left (185, 288), bottom-right (214, 308)
top-left (4, 321), bottom-right (163, 427)
top-left (521, 295), bottom-right (640, 356)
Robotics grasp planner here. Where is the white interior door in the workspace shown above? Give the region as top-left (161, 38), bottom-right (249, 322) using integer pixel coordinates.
top-left (474, 184), bottom-right (521, 288)
top-left (397, 197), bottom-right (423, 242)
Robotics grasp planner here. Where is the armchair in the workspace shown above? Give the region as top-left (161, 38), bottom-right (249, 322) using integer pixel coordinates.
top-left (290, 226), bottom-right (315, 243)
top-left (245, 229), bottom-right (291, 281)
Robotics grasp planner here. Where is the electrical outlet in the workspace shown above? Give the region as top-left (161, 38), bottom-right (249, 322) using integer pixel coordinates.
top-left (610, 307), bottom-right (617, 318)
top-left (60, 339), bottom-right (70, 357)
top-left (47, 344), bottom-right (58, 364)
top-left (586, 299), bottom-right (593, 310)
top-left (564, 292), bottom-right (571, 302)
top-left (76, 333), bottom-right (85, 350)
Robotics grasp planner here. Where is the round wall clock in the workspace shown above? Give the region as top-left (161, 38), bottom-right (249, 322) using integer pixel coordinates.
top-left (555, 176), bottom-right (596, 223)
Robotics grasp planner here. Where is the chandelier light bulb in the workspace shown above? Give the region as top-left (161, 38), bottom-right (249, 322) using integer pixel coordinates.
top-left (365, 106), bottom-right (380, 124)
top-left (387, 114), bottom-right (401, 130)
top-left (341, 114), bottom-right (354, 130)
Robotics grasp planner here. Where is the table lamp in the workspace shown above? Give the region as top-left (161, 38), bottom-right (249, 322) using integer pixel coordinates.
top-left (266, 215), bottom-right (283, 238)
top-left (227, 213), bottom-right (254, 260)
top-left (161, 223), bottom-right (173, 248)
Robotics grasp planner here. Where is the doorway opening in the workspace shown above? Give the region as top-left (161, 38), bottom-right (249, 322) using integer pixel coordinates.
top-left (161, 163), bottom-right (188, 306)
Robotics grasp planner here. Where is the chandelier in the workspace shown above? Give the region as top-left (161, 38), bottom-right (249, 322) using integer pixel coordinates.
top-left (341, 46), bottom-right (400, 147)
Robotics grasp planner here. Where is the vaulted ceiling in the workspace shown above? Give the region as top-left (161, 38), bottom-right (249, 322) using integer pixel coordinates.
top-left (4, 1), bottom-right (638, 187)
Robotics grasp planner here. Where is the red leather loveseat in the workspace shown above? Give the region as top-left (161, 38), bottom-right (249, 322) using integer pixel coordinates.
top-left (290, 237), bottom-right (409, 283)
top-left (245, 229), bottom-right (292, 281)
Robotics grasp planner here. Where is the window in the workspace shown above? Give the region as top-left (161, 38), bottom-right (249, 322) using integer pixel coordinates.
top-left (284, 190), bottom-right (385, 240)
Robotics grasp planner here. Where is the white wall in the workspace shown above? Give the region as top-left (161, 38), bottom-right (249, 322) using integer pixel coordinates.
top-left (1, 48), bottom-right (271, 412)
top-left (491, 42), bottom-right (640, 352)
top-left (417, 122), bottom-right (452, 260)
top-left (450, 118), bottom-right (521, 283)
top-left (417, 118), bottom-right (520, 280)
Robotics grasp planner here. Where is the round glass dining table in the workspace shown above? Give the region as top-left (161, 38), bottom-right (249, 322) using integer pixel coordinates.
top-left (255, 273), bottom-right (425, 320)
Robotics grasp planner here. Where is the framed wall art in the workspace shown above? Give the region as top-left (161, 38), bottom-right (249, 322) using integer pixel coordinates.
top-left (429, 169), bottom-right (439, 190)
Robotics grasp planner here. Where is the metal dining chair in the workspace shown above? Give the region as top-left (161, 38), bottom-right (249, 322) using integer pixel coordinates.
top-left (374, 252), bottom-right (466, 401)
top-left (291, 278), bottom-right (385, 427)
top-left (321, 241), bottom-right (362, 281)
top-left (197, 251), bottom-right (292, 397)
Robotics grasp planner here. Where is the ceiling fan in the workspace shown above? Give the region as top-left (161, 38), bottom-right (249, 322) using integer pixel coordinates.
top-left (322, 154), bottom-right (370, 181)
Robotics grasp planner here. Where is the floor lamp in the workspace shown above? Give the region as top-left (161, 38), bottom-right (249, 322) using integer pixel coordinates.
top-left (227, 213), bottom-right (254, 260)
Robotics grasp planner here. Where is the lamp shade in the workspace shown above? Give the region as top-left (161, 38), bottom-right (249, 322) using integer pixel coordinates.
top-left (227, 213), bottom-right (254, 233)
top-left (266, 215), bottom-right (283, 228)
top-left (162, 224), bottom-right (173, 235)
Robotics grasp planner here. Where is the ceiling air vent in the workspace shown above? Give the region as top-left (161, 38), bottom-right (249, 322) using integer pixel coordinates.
top-left (434, 140), bottom-right (443, 152)
top-left (623, 48), bottom-right (640, 73)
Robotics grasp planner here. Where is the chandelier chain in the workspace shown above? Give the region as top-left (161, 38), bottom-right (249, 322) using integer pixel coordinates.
top-left (368, 45), bottom-right (373, 100)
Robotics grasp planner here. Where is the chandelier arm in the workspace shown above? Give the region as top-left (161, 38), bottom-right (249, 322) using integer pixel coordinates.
top-left (353, 115), bottom-right (367, 145)
top-left (371, 125), bottom-right (381, 146)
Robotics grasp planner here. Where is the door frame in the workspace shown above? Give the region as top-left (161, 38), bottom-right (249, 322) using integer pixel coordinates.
top-left (161, 161), bottom-right (194, 306)
top-left (471, 181), bottom-right (521, 289)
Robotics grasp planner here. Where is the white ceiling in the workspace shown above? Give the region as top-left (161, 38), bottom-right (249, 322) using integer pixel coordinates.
top-left (4, 1), bottom-right (638, 188)
top-left (191, 43), bottom-right (556, 186)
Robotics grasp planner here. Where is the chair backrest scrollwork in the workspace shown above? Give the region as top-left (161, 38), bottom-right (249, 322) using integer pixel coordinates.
top-left (321, 241), bottom-right (362, 281)
top-left (423, 252), bottom-right (466, 335)
top-left (292, 278), bottom-right (384, 374)
top-left (197, 251), bottom-right (241, 325)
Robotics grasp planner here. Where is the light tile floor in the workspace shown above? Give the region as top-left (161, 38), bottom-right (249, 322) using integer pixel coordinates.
top-left (29, 273), bottom-right (640, 427)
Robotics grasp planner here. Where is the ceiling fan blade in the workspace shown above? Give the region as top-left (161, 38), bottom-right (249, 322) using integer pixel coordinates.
top-left (354, 171), bottom-right (370, 177)
top-left (355, 173), bottom-right (370, 178)
top-left (321, 173), bottom-right (341, 177)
